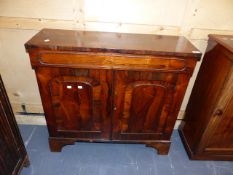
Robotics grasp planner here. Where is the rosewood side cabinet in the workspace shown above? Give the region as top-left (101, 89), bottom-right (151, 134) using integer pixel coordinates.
top-left (25, 29), bottom-right (201, 155)
top-left (179, 35), bottom-right (233, 160)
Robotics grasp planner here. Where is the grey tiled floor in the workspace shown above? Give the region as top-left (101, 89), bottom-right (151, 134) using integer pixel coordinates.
top-left (19, 125), bottom-right (233, 175)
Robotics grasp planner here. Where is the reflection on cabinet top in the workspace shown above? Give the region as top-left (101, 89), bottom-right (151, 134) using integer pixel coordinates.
top-left (25, 29), bottom-right (201, 59)
top-left (209, 34), bottom-right (233, 54)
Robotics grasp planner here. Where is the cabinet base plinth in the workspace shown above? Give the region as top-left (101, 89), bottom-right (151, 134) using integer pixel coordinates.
top-left (48, 137), bottom-right (171, 155)
top-left (146, 141), bottom-right (171, 155)
top-left (178, 129), bottom-right (233, 161)
top-left (49, 138), bottom-right (77, 152)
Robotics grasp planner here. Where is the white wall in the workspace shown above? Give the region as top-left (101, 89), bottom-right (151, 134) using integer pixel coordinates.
top-left (0, 0), bottom-right (233, 118)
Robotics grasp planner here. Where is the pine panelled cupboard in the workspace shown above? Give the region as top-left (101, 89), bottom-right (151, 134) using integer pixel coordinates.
top-left (25, 29), bottom-right (201, 154)
top-left (179, 34), bottom-right (233, 160)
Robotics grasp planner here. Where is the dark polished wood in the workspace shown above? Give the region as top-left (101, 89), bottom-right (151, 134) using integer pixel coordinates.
top-left (25, 28), bottom-right (201, 59)
top-left (25, 29), bottom-right (200, 155)
top-left (179, 34), bottom-right (233, 160)
top-left (0, 75), bottom-right (29, 175)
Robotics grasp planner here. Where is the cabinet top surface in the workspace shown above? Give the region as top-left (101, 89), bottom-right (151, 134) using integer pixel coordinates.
top-left (209, 34), bottom-right (233, 53)
top-left (25, 28), bottom-right (201, 59)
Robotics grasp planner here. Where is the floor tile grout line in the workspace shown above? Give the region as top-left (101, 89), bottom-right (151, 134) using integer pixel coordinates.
top-left (24, 126), bottom-right (37, 147)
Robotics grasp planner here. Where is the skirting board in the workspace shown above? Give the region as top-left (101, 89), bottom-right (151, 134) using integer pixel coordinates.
top-left (15, 114), bottom-right (46, 125)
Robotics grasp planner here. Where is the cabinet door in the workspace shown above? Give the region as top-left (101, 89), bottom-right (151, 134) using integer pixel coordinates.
top-left (204, 99), bottom-right (233, 154)
top-left (112, 71), bottom-right (177, 141)
top-left (201, 70), bottom-right (233, 155)
top-left (36, 68), bottom-right (112, 140)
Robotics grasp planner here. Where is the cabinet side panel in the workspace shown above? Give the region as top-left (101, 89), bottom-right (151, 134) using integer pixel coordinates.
top-left (0, 76), bottom-right (28, 174)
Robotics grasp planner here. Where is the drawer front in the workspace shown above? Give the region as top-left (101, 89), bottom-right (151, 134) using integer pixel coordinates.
top-left (30, 51), bottom-right (194, 72)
